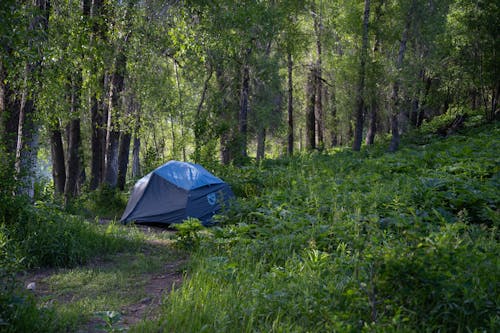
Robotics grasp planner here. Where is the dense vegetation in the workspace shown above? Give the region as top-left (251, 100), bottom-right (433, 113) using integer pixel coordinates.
top-left (126, 115), bottom-right (497, 332)
top-left (0, 0), bottom-right (498, 332)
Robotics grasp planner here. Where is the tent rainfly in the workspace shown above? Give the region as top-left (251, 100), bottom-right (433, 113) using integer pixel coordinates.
top-left (120, 161), bottom-right (234, 225)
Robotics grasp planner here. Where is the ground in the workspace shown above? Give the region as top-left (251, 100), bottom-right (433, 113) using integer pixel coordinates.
top-left (20, 223), bottom-right (187, 332)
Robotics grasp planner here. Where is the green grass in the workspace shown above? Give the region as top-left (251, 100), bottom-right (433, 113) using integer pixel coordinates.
top-left (151, 120), bottom-right (499, 332)
top-left (33, 238), bottom-right (184, 332)
top-left (0, 194), bottom-right (185, 332)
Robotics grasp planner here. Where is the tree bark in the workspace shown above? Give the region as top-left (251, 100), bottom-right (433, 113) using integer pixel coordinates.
top-left (117, 132), bottom-right (131, 191)
top-left (64, 74), bottom-right (82, 202)
top-left (117, 93), bottom-right (135, 190)
top-left (90, 94), bottom-right (104, 190)
top-left (86, 0), bottom-right (105, 190)
top-left (64, 118), bottom-right (81, 201)
top-left (365, 103), bottom-right (377, 145)
top-left (388, 11), bottom-right (410, 153)
top-left (216, 64), bottom-right (231, 165)
top-left (256, 126), bottom-right (266, 162)
top-left (50, 125), bottom-right (65, 195)
top-left (15, 0), bottom-right (50, 198)
top-left (132, 102), bottom-right (141, 178)
top-left (238, 48), bottom-right (251, 160)
top-left (104, 49), bottom-right (126, 188)
top-left (15, 84), bottom-right (39, 198)
top-left (352, 0), bottom-right (370, 151)
top-left (287, 51), bottom-right (294, 155)
top-left (194, 68), bottom-right (212, 162)
top-left (0, 61), bottom-right (20, 157)
top-left (365, 0), bottom-right (384, 146)
top-left (313, 4), bottom-right (324, 148)
top-left (306, 68), bottom-right (316, 151)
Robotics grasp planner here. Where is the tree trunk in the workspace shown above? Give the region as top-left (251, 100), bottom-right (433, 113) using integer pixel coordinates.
top-left (90, 94), bottom-right (104, 190)
top-left (256, 126), bottom-right (266, 162)
top-left (216, 65), bottom-right (231, 165)
top-left (64, 118), bottom-right (81, 201)
top-left (117, 131), bottom-right (131, 191)
top-left (64, 74), bottom-right (82, 202)
top-left (491, 80), bottom-right (499, 121)
top-left (132, 99), bottom-right (141, 178)
top-left (306, 68), bottom-right (316, 151)
top-left (287, 51), bottom-right (294, 155)
top-left (364, 0), bottom-right (384, 146)
top-left (15, 86), bottom-right (39, 198)
top-left (132, 136), bottom-right (140, 178)
top-left (365, 103), bottom-right (377, 145)
top-left (117, 91), bottom-right (136, 190)
top-left (50, 125), bottom-right (65, 195)
top-left (15, 0), bottom-right (50, 198)
top-left (0, 61), bottom-right (20, 157)
top-left (352, 0), bottom-right (370, 151)
top-left (313, 5), bottom-right (324, 148)
top-left (104, 49), bottom-right (126, 188)
top-left (194, 68), bottom-right (212, 162)
top-left (388, 12), bottom-right (410, 153)
top-left (173, 61), bottom-right (187, 161)
top-left (87, 0), bottom-right (105, 190)
top-left (238, 49), bottom-right (251, 160)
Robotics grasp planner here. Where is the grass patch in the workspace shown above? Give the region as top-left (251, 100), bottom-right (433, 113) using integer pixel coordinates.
top-left (22, 228), bottom-right (186, 332)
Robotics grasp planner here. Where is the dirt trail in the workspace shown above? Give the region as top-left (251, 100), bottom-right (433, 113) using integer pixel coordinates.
top-left (119, 258), bottom-right (187, 326)
top-left (21, 223), bottom-right (188, 332)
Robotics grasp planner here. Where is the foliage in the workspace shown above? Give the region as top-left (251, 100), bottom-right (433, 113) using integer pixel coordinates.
top-left (173, 218), bottom-right (205, 250)
top-left (74, 185), bottom-right (128, 220)
top-left (157, 120), bottom-right (499, 332)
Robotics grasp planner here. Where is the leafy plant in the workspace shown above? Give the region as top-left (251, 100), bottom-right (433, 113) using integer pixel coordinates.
top-left (174, 218), bottom-right (205, 250)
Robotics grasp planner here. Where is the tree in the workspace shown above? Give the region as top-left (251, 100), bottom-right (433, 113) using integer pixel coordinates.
top-left (15, 0), bottom-right (51, 198)
top-left (352, 0), bottom-right (370, 151)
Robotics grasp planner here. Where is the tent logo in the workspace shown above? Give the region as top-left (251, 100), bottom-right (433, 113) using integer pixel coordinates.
top-left (207, 193), bottom-right (217, 206)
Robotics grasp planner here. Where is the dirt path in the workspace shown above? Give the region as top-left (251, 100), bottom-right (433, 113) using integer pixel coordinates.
top-left (119, 258), bottom-right (187, 327)
top-left (21, 223), bottom-right (188, 332)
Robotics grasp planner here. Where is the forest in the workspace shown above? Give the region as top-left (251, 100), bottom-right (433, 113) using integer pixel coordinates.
top-left (0, 0), bottom-right (499, 332)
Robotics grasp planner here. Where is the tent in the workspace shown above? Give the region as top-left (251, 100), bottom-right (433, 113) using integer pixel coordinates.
top-left (120, 161), bottom-right (233, 225)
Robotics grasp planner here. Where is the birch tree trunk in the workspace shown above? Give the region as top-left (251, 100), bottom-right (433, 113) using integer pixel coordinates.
top-left (352, 0), bottom-right (370, 151)
top-left (313, 4), bottom-right (324, 148)
top-left (287, 51), bottom-right (294, 155)
top-left (388, 11), bottom-right (411, 153)
top-left (216, 65), bottom-right (231, 165)
top-left (15, 0), bottom-right (50, 198)
top-left (131, 103), bottom-right (141, 178)
top-left (238, 47), bottom-right (251, 160)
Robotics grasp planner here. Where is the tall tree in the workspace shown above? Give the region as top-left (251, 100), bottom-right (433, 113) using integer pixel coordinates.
top-left (15, 0), bottom-right (51, 198)
top-left (88, 0), bottom-right (106, 190)
top-left (352, 0), bottom-right (371, 151)
top-left (388, 1), bottom-right (412, 153)
top-left (64, 74), bottom-right (82, 202)
top-left (305, 67), bottom-right (316, 150)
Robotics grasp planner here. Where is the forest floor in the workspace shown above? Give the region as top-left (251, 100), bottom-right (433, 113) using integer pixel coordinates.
top-left (19, 223), bottom-right (188, 332)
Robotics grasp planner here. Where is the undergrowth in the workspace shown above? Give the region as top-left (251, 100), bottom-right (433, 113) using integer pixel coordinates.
top-left (151, 120), bottom-right (499, 332)
top-left (0, 192), bottom-right (143, 332)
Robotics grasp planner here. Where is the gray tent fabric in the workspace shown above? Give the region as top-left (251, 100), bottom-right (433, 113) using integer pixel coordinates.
top-left (120, 161), bottom-right (233, 225)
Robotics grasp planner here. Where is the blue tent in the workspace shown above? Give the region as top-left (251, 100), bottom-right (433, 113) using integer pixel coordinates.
top-left (120, 161), bottom-right (233, 225)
